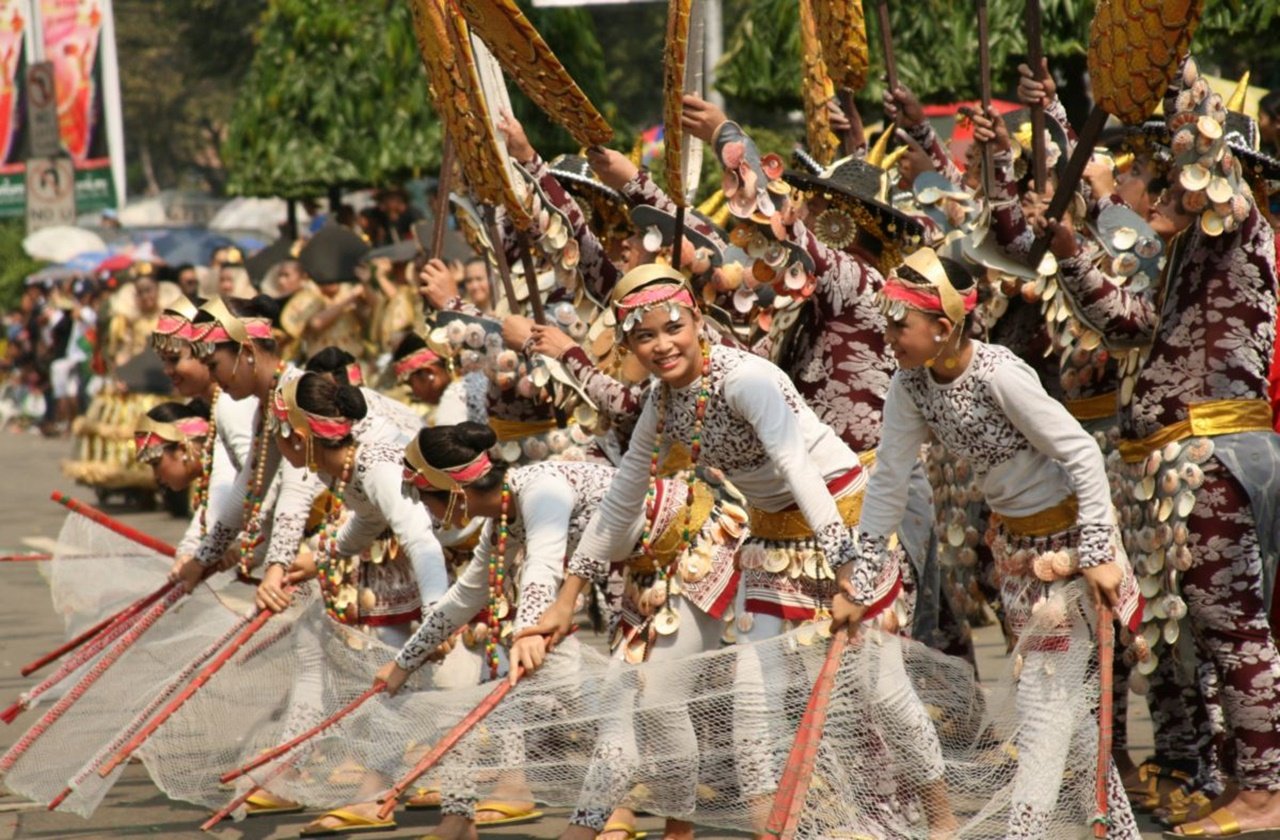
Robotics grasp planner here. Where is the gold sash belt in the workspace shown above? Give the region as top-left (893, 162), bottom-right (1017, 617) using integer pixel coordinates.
top-left (997, 494), bottom-right (1078, 538)
top-left (1117, 399), bottom-right (1274, 463)
top-left (746, 452), bottom-right (876, 541)
top-left (628, 482), bottom-right (717, 574)
top-left (1065, 391), bottom-right (1117, 422)
top-left (488, 416), bottom-right (561, 442)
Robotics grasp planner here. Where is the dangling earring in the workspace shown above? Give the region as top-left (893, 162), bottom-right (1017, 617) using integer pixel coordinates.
top-left (933, 335), bottom-right (943, 343)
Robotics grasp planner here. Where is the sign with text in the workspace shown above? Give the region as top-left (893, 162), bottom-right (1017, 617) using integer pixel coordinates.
top-left (25, 155), bottom-right (76, 231)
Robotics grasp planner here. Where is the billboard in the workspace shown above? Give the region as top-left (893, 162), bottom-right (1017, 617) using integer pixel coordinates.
top-left (0, 0), bottom-right (124, 218)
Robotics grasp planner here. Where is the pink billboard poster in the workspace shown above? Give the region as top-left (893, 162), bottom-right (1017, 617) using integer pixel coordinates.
top-left (0, 0), bottom-right (25, 171)
top-left (41, 0), bottom-right (101, 164)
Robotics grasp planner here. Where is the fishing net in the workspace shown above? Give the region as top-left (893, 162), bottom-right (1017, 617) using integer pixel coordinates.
top-left (11, 509), bottom-right (1132, 838)
top-left (154, 584), bottom-right (1126, 838)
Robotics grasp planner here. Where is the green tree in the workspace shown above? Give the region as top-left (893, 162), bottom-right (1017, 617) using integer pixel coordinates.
top-left (0, 221), bottom-right (44, 311)
top-left (115, 0), bottom-right (264, 195)
top-left (716, 0), bottom-right (1280, 134)
top-left (222, 0), bottom-right (442, 199)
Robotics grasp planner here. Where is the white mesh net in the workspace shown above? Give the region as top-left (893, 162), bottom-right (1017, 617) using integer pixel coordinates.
top-left (6, 510), bottom-right (1136, 839)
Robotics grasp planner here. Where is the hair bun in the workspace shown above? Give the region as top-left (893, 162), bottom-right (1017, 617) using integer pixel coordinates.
top-left (249, 294), bottom-right (283, 325)
top-left (454, 421), bottom-right (497, 452)
top-left (333, 384), bottom-right (368, 421)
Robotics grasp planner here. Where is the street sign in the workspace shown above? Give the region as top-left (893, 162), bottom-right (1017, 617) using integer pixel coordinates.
top-left (26, 62), bottom-right (62, 159)
top-left (25, 157), bottom-right (76, 232)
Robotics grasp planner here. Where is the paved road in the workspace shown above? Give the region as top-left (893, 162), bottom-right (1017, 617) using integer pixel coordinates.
top-left (0, 431), bottom-right (1166, 839)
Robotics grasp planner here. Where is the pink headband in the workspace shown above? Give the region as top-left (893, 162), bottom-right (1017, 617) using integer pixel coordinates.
top-left (615, 284), bottom-right (696, 315)
top-left (133, 417), bottom-right (210, 460)
top-left (196, 318), bottom-right (274, 345)
top-left (882, 278), bottom-right (976, 317)
top-left (271, 388), bottom-right (355, 441)
top-left (446, 453), bottom-right (492, 485)
top-left (345, 363), bottom-right (364, 386)
top-left (394, 347), bottom-right (441, 381)
top-left (155, 312), bottom-right (190, 337)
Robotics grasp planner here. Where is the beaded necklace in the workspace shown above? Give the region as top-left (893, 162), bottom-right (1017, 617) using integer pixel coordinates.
top-left (316, 444), bottom-right (358, 623)
top-left (238, 361), bottom-right (286, 574)
top-left (484, 483), bottom-right (512, 678)
top-left (637, 341), bottom-right (711, 635)
top-left (193, 386), bottom-right (220, 536)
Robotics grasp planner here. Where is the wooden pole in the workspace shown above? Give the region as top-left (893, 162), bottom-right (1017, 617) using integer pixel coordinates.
top-left (1026, 106), bottom-right (1109, 269)
top-left (1092, 605), bottom-right (1115, 838)
top-left (514, 229), bottom-right (548, 326)
top-left (1025, 0), bottom-right (1049, 193)
top-left (96, 598), bottom-right (288, 777)
top-left (50, 492), bottom-right (177, 558)
top-left (670, 205), bottom-right (686, 276)
top-left (0, 588), bottom-right (184, 774)
top-left (46, 609), bottom-right (258, 810)
top-left (481, 204), bottom-right (520, 314)
top-left (976, 0), bottom-right (996, 199)
top-left (431, 135), bottom-right (456, 260)
top-left (765, 627), bottom-right (849, 839)
top-left (875, 1), bottom-right (898, 94)
top-left (838, 89), bottom-right (867, 157)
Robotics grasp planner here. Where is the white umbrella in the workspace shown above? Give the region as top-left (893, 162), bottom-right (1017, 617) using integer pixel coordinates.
top-left (21, 226), bottom-right (109, 262)
top-left (209, 197), bottom-right (310, 239)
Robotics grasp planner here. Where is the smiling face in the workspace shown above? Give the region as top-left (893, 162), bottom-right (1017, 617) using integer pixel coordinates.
top-left (884, 307), bottom-right (949, 370)
top-left (158, 343), bottom-right (211, 398)
top-left (622, 305), bottom-right (704, 388)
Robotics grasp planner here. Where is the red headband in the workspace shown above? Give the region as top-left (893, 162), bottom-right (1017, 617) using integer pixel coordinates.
top-left (345, 363), bottom-right (364, 386)
top-left (133, 417), bottom-right (210, 460)
top-left (615, 284), bottom-right (696, 315)
top-left (394, 347), bottom-right (441, 381)
top-left (195, 318), bottom-right (274, 345)
top-left (881, 278), bottom-right (977, 318)
top-left (271, 387), bottom-right (355, 441)
top-left (446, 453), bottom-right (492, 485)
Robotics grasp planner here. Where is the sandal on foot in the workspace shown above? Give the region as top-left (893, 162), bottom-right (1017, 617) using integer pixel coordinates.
top-left (596, 821), bottom-right (648, 839)
top-left (473, 800), bottom-right (543, 827)
top-left (1164, 808), bottom-right (1280, 838)
top-left (1159, 787), bottom-right (1218, 828)
top-left (405, 787), bottom-right (442, 810)
top-left (1132, 761), bottom-right (1194, 812)
top-left (298, 808), bottom-right (397, 836)
top-left (245, 792), bottom-right (305, 817)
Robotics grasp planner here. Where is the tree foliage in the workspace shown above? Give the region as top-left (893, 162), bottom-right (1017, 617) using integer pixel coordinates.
top-left (0, 221), bottom-right (44, 311)
top-left (716, 0), bottom-right (1280, 129)
top-left (222, 0), bottom-right (442, 199)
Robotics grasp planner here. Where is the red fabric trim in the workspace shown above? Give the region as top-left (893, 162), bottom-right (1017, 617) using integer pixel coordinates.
top-left (705, 569), bottom-right (741, 620)
top-left (361, 608), bottom-right (422, 627)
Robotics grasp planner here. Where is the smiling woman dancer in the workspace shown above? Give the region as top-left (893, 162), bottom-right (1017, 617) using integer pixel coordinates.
top-left (835, 245), bottom-right (1142, 838)
top-left (521, 263), bottom-right (950, 839)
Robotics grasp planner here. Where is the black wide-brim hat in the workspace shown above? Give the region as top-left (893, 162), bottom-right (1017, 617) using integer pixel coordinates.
top-left (782, 155), bottom-right (926, 251)
top-left (299, 223), bottom-right (371, 285)
top-left (629, 205), bottom-right (726, 267)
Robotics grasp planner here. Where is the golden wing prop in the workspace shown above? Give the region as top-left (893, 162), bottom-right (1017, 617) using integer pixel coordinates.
top-left (1089, 0), bottom-right (1204, 125)
top-left (811, 0), bottom-right (868, 93)
top-left (798, 0), bottom-right (841, 167)
top-left (406, 0), bottom-right (531, 230)
top-left (663, 0), bottom-right (693, 208)
top-left (450, 0), bottom-right (613, 148)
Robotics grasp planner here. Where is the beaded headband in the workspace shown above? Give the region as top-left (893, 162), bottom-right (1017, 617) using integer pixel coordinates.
top-left (271, 375), bottom-right (355, 442)
top-left (133, 415), bottom-right (210, 464)
top-left (611, 264), bottom-right (698, 334)
top-left (880, 248), bottom-right (974, 326)
top-left (402, 436), bottom-right (493, 492)
top-left (194, 297), bottom-right (274, 346)
top-left (393, 347), bottom-right (442, 382)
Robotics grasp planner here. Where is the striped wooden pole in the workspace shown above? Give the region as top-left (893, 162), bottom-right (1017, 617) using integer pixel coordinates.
top-left (764, 626), bottom-right (849, 839)
top-left (1092, 605), bottom-right (1115, 838)
top-left (96, 597), bottom-right (289, 778)
top-left (220, 685), bottom-right (385, 784)
top-left (0, 587), bottom-right (184, 774)
top-left (47, 610), bottom-right (259, 810)
top-left (200, 759), bottom-right (295, 831)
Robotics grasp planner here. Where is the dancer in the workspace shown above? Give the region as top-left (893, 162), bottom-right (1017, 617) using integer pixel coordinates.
top-left (379, 419), bottom-right (740, 840)
top-left (523, 264), bottom-right (947, 838)
top-left (834, 244), bottom-right (1141, 837)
